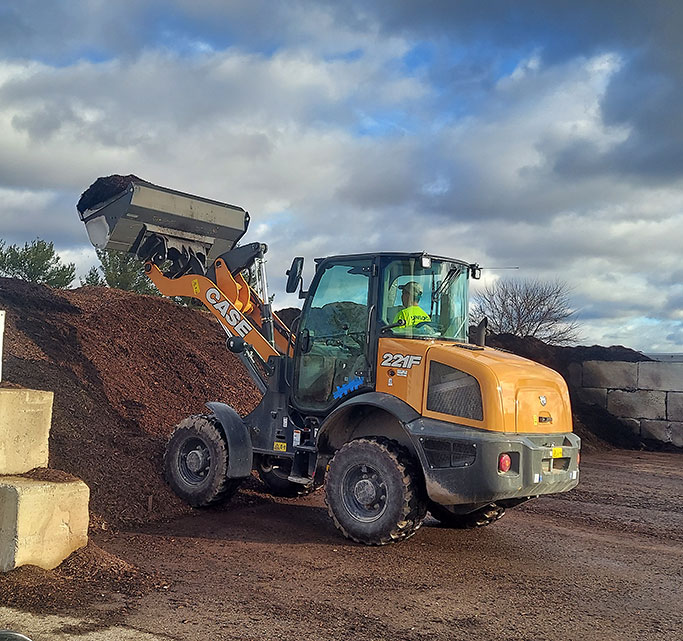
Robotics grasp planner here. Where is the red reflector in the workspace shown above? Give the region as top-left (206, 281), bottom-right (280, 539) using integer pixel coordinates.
top-left (498, 453), bottom-right (511, 473)
top-left (577, 451), bottom-right (580, 467)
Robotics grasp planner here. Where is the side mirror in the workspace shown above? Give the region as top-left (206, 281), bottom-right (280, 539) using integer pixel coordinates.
top-left (469, 263), bottom-right (482, 280)
top-left (286, 256), bottom-right (304, 293)
top-left (299, 328), bottom-right (312, 354)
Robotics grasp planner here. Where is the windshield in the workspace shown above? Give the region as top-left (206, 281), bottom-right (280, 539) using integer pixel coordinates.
top-left (378, 257), bottom-right (469, 341)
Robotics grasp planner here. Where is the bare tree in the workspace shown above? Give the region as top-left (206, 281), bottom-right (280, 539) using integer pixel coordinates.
top-left (470, 278), bottom-right (580, 345)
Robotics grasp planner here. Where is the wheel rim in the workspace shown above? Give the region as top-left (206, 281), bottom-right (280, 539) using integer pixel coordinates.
top-left (177, 437), bottom-right (211, 486)
top-left (341, 463), bottom-right (388, 522)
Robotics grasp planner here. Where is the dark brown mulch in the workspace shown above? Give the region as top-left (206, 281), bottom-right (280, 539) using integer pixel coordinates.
top-left (486, 332), bottom-right (651, 371)
top-left (0, 277), bottom-right (260, 529)
top-left (0, 542), bottom-right (157, 612)
top-left (76, 174), bottom-right (151, 213)
top-left (15, 467), bottom-right (81, 483)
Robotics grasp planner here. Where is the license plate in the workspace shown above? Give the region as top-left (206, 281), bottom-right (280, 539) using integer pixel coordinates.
top-left (552, 447), bottom-right (563, 458)
top-left (274, 441), bottom-right (287, 452)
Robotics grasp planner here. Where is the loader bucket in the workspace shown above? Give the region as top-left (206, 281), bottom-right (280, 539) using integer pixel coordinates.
top-left (77, 176), bottom-right (249, 268)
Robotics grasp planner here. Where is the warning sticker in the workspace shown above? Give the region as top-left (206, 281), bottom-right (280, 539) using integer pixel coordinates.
top-left (273, 441), bottom-right (287, 452)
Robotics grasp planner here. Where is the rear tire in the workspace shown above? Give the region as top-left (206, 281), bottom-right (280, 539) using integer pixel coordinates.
top-left (325, 437), bottom-right (427, 545)
top-left (164, 415), bottom-right (241, 507)
top-left (256, 456), bottom-right (314, 497)
top-left (429, 502), bottom-right (505, 528)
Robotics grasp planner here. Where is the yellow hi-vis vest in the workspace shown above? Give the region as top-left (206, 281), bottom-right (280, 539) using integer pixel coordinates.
top-left (393, 305), bottom-right (431, 327)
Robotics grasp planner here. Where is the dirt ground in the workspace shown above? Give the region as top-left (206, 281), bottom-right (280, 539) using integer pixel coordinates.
top-left (1, 449), bottom-right (681, 641)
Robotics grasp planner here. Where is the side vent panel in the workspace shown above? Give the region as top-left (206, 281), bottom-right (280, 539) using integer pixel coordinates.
top-left (427, 362), bottom-right (483, 421)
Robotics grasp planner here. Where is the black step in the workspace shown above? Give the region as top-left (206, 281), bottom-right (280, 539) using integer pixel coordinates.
top-left (294, 444), bottom-right (317, 453)
top-left (287, 475), bottom-right (313, 486)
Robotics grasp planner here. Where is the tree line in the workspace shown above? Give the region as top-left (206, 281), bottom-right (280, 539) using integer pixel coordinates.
top-left (0, 238), bottom-right (156, 294)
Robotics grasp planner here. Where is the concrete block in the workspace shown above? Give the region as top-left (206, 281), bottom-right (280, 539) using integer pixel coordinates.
top-left (577, 387), bottom-right (607, 408)
top-left (638, 362), bottom-right (683, 392)
top-left (607, 390), bottom-right (666, 420)
top-left (0, 389), bottom-right (53, 475)
top-left (671, 423), bottom-right (683, 448)
top-left (583, 361), bottom-right (637, 390)
top-left (640, 420), bottom-right (672, 444)
top-left (566, 362), bottom-right (583, 387)
top-left (618, 417), bottom-right (641, 436)
top-left (667, 392), bottom-right (683, 421)
top-left (0, 476), bottom-right (89, 572)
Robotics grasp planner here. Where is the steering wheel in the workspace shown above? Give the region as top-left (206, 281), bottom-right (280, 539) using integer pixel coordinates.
top-left (413, 321), bottom-right (440, 336)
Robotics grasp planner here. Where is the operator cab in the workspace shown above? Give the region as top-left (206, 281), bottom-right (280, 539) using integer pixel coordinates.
top-left (289, 252), bottom-right (475, 414)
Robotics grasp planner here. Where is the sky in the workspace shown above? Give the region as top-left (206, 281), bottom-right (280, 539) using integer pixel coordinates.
top-left (0, 0), bottom-right (682, 352)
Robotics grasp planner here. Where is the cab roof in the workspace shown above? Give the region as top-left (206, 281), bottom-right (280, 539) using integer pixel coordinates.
top-left (313, 252), bottom-right (472, 268)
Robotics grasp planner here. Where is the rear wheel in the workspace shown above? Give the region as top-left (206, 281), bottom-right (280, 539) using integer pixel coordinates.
top-left (256, 456), bottom-right (314, 497)
top-left (429, 502), bottom-right (505, 528)
top-left (164, 415), bottom-right (241, 507)
top-left (325, 437), bottom-right (427, 545)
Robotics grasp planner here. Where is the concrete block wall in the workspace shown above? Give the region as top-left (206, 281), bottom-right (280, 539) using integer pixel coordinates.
top-left (576, 361), bottom-right (683, 447)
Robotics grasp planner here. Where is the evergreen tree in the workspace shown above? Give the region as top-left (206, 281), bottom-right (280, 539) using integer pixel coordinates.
top-left (0, 239), bottom-right (76, 288)
top-left (80, 265), bottom-right (106, 287)
top-left (87, 249), bottom-right (159, 295)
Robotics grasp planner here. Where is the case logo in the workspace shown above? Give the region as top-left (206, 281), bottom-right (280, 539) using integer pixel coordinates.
top-left (205, 287), bottom-right (253, 338)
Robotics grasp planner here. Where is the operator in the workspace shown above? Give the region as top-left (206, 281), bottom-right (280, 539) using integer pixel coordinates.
top-left (392, 281), bottom-right (431, 327)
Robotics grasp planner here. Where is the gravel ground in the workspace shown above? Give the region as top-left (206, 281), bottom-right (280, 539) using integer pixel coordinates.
top-left (1, 449), bottom-right (681, 641)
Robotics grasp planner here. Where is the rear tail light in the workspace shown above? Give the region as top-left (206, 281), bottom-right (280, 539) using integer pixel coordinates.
top-left (498, 453), bottom-right (512, 473)
top-left (577, 451), bottom-right (580, 467)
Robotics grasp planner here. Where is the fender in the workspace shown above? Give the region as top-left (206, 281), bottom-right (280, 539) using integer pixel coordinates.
top-left (205, 402), bottom-right (253, 478)
top-left (317, 391), bottom-right (420, 454)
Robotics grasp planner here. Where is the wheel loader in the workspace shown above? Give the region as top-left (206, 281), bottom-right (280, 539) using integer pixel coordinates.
top-left (78, 176), bottom-right (580, 545)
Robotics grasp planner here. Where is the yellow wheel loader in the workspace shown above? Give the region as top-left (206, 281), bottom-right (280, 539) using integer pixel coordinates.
top-left (78, 176), bottom-right (580, 545)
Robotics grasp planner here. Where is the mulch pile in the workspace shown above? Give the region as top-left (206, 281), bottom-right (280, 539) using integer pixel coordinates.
top-left (0, 277), bottom-right (261, 529)
top-left (0, 542), bottom-right (157, 612)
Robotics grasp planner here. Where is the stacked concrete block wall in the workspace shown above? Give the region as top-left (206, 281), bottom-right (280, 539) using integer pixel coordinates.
top-left (575, 361), bottom-right (683, 447)
top-left (0, 309), bottom-right (89, 572)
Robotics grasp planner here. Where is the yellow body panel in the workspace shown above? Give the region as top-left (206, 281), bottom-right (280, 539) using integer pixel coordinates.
top-left (376, 338), bottom-right (572, 434)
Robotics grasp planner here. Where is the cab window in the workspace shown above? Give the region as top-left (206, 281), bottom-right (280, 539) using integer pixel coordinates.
top-left (293, 261), bottom-right (372, 410)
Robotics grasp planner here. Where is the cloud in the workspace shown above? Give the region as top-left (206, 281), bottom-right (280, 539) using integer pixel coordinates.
top-left (0, 1), bottom-right (681, 352)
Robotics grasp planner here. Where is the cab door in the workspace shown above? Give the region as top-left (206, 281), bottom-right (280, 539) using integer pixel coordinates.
top-left (292, 259), bottom-right (374, 412)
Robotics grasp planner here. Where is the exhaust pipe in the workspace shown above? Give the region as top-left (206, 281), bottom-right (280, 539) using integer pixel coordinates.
top-left (474, 316), bottom-right (488, 347)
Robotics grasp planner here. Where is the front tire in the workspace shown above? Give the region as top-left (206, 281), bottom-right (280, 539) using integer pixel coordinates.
top-left (164, 415), bottom-right (241, 507)
top-left (325, 437), bottom-right (427, 545)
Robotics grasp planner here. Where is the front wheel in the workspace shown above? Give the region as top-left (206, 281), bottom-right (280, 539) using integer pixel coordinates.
top-left (325, 437), bottom-right (427, 545)
top-left (164, 415), bottom-right (242, 507)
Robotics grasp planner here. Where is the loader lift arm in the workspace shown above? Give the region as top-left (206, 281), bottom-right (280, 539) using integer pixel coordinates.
top-left (144, 260), bottom-right (280, 363)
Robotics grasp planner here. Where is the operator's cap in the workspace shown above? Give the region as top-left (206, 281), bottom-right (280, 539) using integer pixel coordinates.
top-left (399, 281), bottom-right (422, 297)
